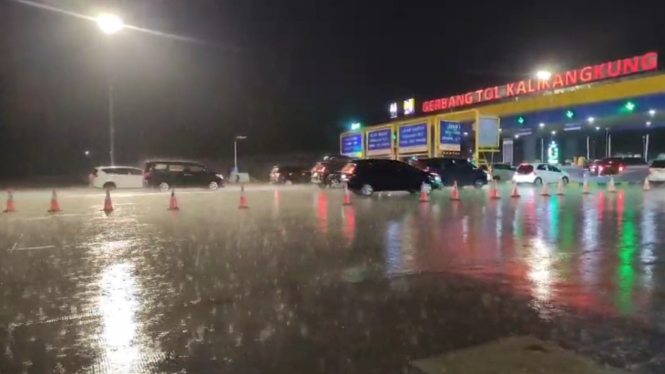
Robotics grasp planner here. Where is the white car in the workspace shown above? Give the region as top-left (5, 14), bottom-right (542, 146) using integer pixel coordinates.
top-left (91, 166), bottom-right (144, 189)
top-left (512, 163), bottom-right (569, 185)
top-left (647, 160), bottom-right (665, 182)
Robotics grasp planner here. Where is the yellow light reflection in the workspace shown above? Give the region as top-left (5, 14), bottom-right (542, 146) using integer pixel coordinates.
top-left (526, 238), bottom-right (556, 302)
top-left (98, 262), bottom-right (139, 373)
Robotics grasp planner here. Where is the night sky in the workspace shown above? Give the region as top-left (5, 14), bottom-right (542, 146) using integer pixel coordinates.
top-left (1, 0), bottom-right (663, 177)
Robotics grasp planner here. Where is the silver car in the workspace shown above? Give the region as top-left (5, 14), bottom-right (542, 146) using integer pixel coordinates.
top-left (489, 163), bottom-right (515, 182)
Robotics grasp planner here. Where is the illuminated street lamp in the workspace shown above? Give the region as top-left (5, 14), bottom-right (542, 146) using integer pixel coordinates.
top-left (96, 14), bottom-right (124, 34)
top-left (536, 70), bottom-right (552, 80)
top-left (649, 109), bottom-right (656, 117)
top-left (539, 122), bottom-right (545, 128)
top-left (587, 117), bottom-right (594, 123)
top-left (96, 13), bottom-right (124, 166)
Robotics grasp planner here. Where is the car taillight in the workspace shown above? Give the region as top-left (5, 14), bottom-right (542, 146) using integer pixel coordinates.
top-left (618, 165), bottom-right (625, 172)
top-left (345, 165), bottom-right (356, 174)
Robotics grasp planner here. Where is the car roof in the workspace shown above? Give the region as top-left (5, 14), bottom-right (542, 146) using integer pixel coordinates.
top-left (95, 165), bottom-right (142, 169)
top-left (145, 160), bottom-right (202, 165)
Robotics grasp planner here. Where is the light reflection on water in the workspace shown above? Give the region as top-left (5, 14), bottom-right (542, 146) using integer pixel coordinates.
top-left (373, 190), bottom-right (663, 320)
top-left (98, 262), bottom-right (139, 373)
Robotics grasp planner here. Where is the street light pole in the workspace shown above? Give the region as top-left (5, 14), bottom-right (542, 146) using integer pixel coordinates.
top-left (96, 14), bottom-right (124, 166)
top-left (106, 45), bottom-right (116, 165)
top-left (234, 135), bottom-right (247, 173)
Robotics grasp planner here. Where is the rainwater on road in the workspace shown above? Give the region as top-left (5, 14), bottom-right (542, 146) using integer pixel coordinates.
top-left (1, 185), bottom-right (665, 373)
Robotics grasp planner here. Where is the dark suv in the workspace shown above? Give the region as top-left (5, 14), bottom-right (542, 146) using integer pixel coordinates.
top-left (410, 157), bottom-right (489, 188)
top-left (340, 159), bottom-right (440, 196)
top-left (144, 161), bottom-right (225, 191)
top-left (311, 154), bottom-right (353, 188)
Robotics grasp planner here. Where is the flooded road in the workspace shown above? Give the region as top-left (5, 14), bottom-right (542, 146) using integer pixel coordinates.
top-left (1, 185), bottom-right (664, 373)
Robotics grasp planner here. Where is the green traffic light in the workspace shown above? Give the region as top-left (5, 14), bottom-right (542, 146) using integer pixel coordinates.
top-left (565, 110), bottom-right (574, 119)
top-left (517, 116), bottom-right (525, 124)
top-left (624, 101), bottom-right (635, 111)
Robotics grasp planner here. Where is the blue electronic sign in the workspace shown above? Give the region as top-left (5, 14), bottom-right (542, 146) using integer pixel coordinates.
top-left (367, 128), bottom-right (393, 156)
top-left (439, 121), bottom-right (462, 152)
top-left (398, 123), bottom-right (428, 153)
top-left (340, 133), bottom-right (363, 158)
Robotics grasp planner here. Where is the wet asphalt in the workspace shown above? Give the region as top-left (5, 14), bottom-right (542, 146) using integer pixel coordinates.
top-left (1, 184), bottom-right (665, 373)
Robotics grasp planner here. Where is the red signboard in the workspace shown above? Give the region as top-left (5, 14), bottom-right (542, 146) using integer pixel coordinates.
top-left (422, 52), bottom-right (658, 113)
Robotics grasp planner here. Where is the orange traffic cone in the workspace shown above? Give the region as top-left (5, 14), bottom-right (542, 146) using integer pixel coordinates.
top-left (3, 189), bottom-right (16, 213)
top-left (238, 184), bottom-right (249, 209)
top-left (510, 181), bottom-right (520, 198)
top-left (47, 190), bottom-right (62, 213)
top-left (608, 176), bottom-right (616, 193)
top-left (490, 179), bottom-right (500, 199)
top-left (343, 183), bottom-right (352, 206)
top-left (540, 182), bottom-right (550, 197)
top-left (643, 178), bottom-right (651, 191)
top-left (103, 190), bottom-right (114, 213)
top-left (450, 181), bottom-right (460, 201)
top-left (556, 179), bottom-right (565, 196)
top-left (419, 182), bottom-right (429, 203)
top-left (582, 178), bottom-right (591, 194)
top-left (168, 189), bottom-right (179, 211)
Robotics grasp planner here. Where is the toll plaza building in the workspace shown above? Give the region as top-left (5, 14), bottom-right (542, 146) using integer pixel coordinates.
top-left (340, 52), bottom-right (665, 165)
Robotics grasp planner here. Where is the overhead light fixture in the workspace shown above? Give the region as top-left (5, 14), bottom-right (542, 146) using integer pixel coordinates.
top-left (536, 70), bottom-right (552, 80)
top-left (587, 117), bottom-right (594, 123)
top-left (551, 130), bottom-right (556, 135)
top-left (539, 123), bottom-right (545, 128)
top-left (514, 134), bottom-right (520, 139)
top-left (463, 132), bottom-right (469, 136)
top-left (595, 126), bottom-right (600, 131)
top-left (649, 109), bottom-right (656, 116)
top-left (646, 121), bottom-right (652, 126)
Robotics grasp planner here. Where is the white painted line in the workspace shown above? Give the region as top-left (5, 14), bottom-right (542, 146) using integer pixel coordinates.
top-left (9, 245), bottom-right (56, 251)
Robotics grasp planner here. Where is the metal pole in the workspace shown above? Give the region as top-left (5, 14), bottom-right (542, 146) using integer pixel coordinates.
top-left (540, 138), bottom-right (544, 162)
top-left (586, 136), bottom-right (590, 160)
top-left (645, 133), bottom-right (650, 161)
top-left (608, 133), bottom-right (612, 156)
top-left (233, 140), bottom-right (238, 171)
top-left (106, 43), bottom-right (115, 166)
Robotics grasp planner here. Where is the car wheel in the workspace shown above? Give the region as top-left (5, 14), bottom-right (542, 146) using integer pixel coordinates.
top-left (533, 177), bottom-right (543, 185)
top-left (473, 178), bottom-right (485, 189)
top-left (209, 181), bottom-right (219, 190)
top-left (159, 182), bottom-right (170, 192)
top-left (360, 184), bottom-right (374, 196)
top-left (103, 182), bottom-right (116, 190)
top-left (562, 176), bottom-right (569, 185)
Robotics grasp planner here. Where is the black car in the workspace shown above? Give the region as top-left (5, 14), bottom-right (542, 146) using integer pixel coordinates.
top-left (340, 159), bottom-right (440, 196)
top-left (143, 161), bottom-right (225, 191)
top-left (411, 157), bottom-right (489, 188)
top-left (270, 165), bottom-right (311, 184)
top-left (311, 154), bottom-right (353, 188)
